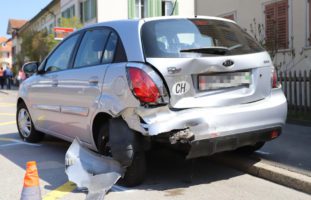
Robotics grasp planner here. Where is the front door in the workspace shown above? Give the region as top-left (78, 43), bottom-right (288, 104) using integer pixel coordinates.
top-left (28, 33), bottom-right (81, 141)
top-left (50, 28), bottom-right (116, 143)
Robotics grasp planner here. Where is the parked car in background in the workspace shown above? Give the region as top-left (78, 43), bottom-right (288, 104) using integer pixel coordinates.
top-left (17, 16), bottom-right (287, 186)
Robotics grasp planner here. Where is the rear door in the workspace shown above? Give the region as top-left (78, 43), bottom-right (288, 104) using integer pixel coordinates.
top-left (141, 18), bottom-right (273, 109)
top-left (49, 28), bottom-right (117, 143)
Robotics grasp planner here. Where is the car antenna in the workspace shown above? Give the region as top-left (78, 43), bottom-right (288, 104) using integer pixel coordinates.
top-left (170, 0), bottom-right (178, 16)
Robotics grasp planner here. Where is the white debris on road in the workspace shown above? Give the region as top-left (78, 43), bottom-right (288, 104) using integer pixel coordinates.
top-left (65, 139), bottom-right (124, 200)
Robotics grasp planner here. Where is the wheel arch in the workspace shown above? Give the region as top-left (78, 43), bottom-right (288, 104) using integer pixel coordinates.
top-left (92, 112), bottom-right (112, 150)
top-left (17, 97), bottom-right (26, 107)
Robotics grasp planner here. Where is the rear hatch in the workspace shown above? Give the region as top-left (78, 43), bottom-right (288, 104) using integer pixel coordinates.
top-left (141, 18), bottom-right (273, 109)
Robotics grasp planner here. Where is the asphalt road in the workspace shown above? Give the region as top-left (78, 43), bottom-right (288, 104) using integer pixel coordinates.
top-left (0, 90), bottom-right (310, 200)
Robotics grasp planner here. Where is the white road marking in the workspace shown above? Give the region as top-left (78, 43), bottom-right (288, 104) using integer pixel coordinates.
top-left (0, 137), bottom-right (41, 148)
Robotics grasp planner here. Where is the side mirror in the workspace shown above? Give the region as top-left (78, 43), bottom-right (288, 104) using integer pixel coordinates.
top-left (22, 62), bottom-right (39, 76)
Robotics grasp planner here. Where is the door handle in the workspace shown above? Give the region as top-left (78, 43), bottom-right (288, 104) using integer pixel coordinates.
top-left (88, 77), bottom-right (99, 85)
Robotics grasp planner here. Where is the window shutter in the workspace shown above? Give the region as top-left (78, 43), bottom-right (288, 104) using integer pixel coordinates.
top-left (265, 3), bottom-right (277, 51)
top-left (157, 0), bottom-right (162, 16)
top-left (265, 0), bottom-right (288, 51)
top-left (276, 0), bottom-right (288, 49)
top-left (128, 0), bottom-right (135, 19)
top-left (148, 0), bottom-right (161, 17)
top-left (173, 0), bottom-right (179, 15)
top-left (309, 0), bottom-right (311, 45)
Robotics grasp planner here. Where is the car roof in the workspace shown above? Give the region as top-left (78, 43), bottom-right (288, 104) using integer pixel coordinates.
top-left (87, 15), bottom-right (236, 29)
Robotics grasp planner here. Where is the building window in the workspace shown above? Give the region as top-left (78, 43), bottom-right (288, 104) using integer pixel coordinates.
top-left (12, 46), bottom-right (16, 59)
top-left (80, 0), bottom-right (97, 23)
top-left (162, 1), bottom-right (174, 16)
top-left (62, 5), bottom-right (75, 19)
top-left (58, 18), bottom-right (61, 26)
top-left (265, 0), bottom-right (289, 50)
top-left (135, 0), bottom-right (147, 18)
top-left (129, 0), bottom-right (177, 19)
top-left (1, 52), bottom-right (9, 58)
top-left (48, 23), bottom-right (54, 34)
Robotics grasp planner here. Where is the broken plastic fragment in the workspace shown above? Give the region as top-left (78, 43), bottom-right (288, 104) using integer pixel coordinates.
top-left (65, 138), bottom-right (124, 200)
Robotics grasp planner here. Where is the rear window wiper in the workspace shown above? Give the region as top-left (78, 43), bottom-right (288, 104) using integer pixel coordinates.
top-left (180, 47), bottom-right (229, 55)
top-left (180, 44), bottom-right (244, 55)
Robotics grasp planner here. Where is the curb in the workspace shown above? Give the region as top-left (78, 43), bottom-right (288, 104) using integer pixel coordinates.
top-left (212, 153), bottom-right (311, 194)
top-left (0, 90), bottom-right (9, 95)
top-left (0, 89), bottom-right (18, 96)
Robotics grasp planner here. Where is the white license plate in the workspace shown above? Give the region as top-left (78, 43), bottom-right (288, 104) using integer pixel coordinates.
top-left (198, 71), bottom-right (251, 91)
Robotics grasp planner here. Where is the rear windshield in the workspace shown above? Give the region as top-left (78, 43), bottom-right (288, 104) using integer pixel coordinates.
top-left (141, 18), bottom-right (265, 58)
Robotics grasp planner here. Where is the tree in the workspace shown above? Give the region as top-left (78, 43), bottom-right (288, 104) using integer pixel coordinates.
top-left (18, 29), bottom-right (56, 63)
top-left (249, 18), bottom-right (295, 71)
top-left (16, 17), bottom-right (83, 70)
top-left (248, 18), bottom-right (279, 59)
top-left (59, 17), bottom-right (83, 29)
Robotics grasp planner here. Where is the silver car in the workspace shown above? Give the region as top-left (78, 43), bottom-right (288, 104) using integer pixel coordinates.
top-left (18, 16), bottom-right (287, 186)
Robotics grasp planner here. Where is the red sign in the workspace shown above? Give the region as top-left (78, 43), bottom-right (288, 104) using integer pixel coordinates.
top-left (54, 27), bottom-right (75, 40)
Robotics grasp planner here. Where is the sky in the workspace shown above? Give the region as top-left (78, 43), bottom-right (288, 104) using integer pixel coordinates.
top-left (0, 0), bottom-right (52, 38)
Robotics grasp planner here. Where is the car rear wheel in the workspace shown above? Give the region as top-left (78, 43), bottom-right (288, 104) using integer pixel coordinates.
top-left (97, 122), bottom-right (146, 187)
top-left (236, 141), bottom-right (265, 154)
top-left (16, 102), bottom-right (44, 143)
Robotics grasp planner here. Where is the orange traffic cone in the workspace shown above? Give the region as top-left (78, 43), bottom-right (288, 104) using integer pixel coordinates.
top-left (20, 161), bottom-right (42, 200)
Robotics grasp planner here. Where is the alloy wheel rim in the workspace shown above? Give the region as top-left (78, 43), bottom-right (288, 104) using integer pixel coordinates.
top-left (18, 108), bottom-right (32, 138)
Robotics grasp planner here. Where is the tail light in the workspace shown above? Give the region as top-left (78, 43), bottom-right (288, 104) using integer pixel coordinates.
top-left (271, 67), bottom-right (279, 88)
top-left (127, 67), bottom-right (161, 104)
top-left (270, 130), bottom-right (280, 139)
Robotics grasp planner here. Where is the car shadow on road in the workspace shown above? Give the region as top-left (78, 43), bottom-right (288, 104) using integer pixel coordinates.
top-left (129, 146), bottom-right (260, 195)
top-left (0, 132), bottom-right (260, 196)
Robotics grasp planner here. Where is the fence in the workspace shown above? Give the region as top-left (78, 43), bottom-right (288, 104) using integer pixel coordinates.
top-left (278, 70), bottom-right (311, 112)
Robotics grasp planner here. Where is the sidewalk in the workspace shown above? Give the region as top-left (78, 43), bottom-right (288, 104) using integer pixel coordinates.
top-left (212, 123), bottom-right (311, 194)
top-left (253, 123), bottom-right (311, 177)
top-left (0, 87), bottom-right (19, 96)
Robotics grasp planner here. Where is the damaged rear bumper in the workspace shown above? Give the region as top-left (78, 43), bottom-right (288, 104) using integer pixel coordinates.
top-left (186, 127), bottom-right (281, 159)
top-left (124, 89), bottom-right (287, 158)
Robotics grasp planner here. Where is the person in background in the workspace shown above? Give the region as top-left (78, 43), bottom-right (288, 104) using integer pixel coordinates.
top-left (0, 67), bottom-right (4, 89)
top-left (17, 68), bottom-right (26, 86)
top-left (4, 67), bottom-right (13, 90)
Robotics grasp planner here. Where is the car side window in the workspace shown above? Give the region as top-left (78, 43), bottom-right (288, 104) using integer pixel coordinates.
top-left (102, 32), bottom-right (118, 64)
top-left (74, 29), bottom-right (111, 68)
top-left (45, 34), bottom-right (79, 72)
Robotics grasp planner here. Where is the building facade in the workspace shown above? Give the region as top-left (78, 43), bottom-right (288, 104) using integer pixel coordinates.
top-left (195, 0), bottom-right (311, 72)
top-left (0, 37), bottom-right (12, 70)
top-left (19, 0), bottom-right (61, 35)
top-left (13, 0), bottom-right (311, 72)
top-left (8, 0), bottom-right (195, 69)
top-left (59, 0), bottom-right (195, 25)
top-left (7, 19), bottom-right (28, 69)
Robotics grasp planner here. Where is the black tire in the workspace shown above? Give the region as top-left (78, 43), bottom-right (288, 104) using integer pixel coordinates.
top-left (16, 102), bottom-right (45, 143)
top-left (236, 141), bottom-right (265, 154)
top-left (97, 122), bottom-right (146, 187)
top-left (117, 151), bottom-right (146, 187)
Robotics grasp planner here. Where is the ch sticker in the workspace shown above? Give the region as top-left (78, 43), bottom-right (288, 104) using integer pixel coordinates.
top-left (172, 81), bottom-right (190, 95)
